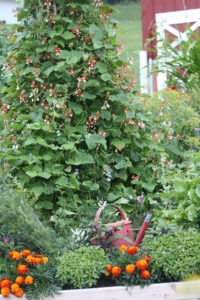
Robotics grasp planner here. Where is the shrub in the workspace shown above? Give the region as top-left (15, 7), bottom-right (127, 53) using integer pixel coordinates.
top-left (140, 89), bottom-right (200, 155)
top-left (143, 229), bottom-right (200, 282)
top-left (56, 246), bottom-right (108, 289)
top-left (152, 152), bottom-right (200, 231)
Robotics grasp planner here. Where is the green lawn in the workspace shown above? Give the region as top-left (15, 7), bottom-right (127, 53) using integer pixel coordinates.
top-left (110, 2), bottom-right (142, 81)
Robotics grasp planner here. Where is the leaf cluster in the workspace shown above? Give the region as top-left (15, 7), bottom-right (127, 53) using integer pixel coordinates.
top-left (143, 229), bottom-right (200, 282)
top-left (56, 246), bottom-right (108, 289)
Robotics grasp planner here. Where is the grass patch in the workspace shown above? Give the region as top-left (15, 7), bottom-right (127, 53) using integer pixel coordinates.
top-left (110, 2), bottom-right (142, 83)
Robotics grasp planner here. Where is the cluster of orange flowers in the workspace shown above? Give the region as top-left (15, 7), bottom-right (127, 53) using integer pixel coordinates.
top-left (0, 249), bottom-right (48, 298)
top-left (105, 245), bottom-right (151, 280)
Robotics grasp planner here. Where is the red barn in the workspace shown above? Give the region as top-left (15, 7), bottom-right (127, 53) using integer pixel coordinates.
top-left (141, 0), bottom-right (200, 57)
top-left (140, 0), bottom-right (200, 93)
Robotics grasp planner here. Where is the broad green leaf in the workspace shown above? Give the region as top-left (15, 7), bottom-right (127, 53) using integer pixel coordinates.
top-left (115, 198), bottom-right (129, 205)
top-left (101, 73), bottom-right (112, 82)
top-left (59, 50), bottom-right (83, 65)
top-left (86, 79), bottom-right (100, 88)
top-left (89, 24), bottom-right (104, 42)
top-left (174, 180), bottom-right (188, 193)
top-left (100, 110), bottom-right (111, 121)
top-left (82, 181), bottom-right (99, 191)
top-left (111, 139), bottom-right (125, 150)
top-left (96, 62), bottom-right (107, 73)
top-left (141, 181), bottom-right (156, 192)
top-left (82, 92), bottom-right (96, 100)
top-left (55, 176), bottom-right (68, 186)
top-left (186, 205), bottom-right (197, 221)
top-left (114, 158), bottom-right (131, 169)
top-left (85, 133), bottom-right (107, 150)
top-left (24, 137), bottom-right (36, 146)
top-left (68, 152), bottom-right (94, 165)
top-left (93, 41), bottom-right (103, 49)
top-left (35, 201), bottom-right (53, 210)
top-left (61, 142), bottom-right (75, 150)
top-left (26, 170), bottom-right (39, 178)
top-left (68, 101), bottom-right (83, 115)
top-left (37, 171), bottom-right (52, 179)
top-left (195, 184), bottom-right (200, 198)
top-left (32, 184), bottom-right (44, 197)
top-left (36, 137), bottom-right (49, 147)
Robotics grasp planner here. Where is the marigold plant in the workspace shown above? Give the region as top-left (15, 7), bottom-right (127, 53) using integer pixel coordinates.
top-left (105, 244), bottom-right (152, 286)
top-left (0, 248), bottom-right (49, 298)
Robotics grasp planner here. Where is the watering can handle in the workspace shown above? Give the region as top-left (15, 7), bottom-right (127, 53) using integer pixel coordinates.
top-left (95, 204), bottom-right (127, 227)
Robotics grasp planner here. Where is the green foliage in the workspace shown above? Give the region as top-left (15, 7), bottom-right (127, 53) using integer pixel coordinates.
top-left (0, 0), bottom-right (162, 228)
top-left (0, 246), bottom-right (59, 300)
top-left (152, 152), bottom-right (200, 231)
top-left (151, 29), bottom-right (200, 91)
top-left (56, 246), bottom-right (108, 288)
top-left (140, 89), bottom-right (200, 154)
top-left (143, 229), bottom-right (200, 282)
top-left (105, 245), bottom-right (154, 286)
top-left (0, 177), bottom-right (67, 255)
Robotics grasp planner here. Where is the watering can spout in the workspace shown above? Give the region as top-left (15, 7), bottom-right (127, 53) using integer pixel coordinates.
top-left (134, 213), bottom-right (152, 246)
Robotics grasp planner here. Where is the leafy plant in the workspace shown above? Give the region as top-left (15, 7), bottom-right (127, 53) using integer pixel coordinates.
top-left (56, 246), bottom-right (108, 289)
top-left (140, 89), bottom-right (200, 155)
top-left (104, 244), bottom-right (154, 286)
top-left (0, 248), bottom-right (59, 300)
top-left (143, 229), bottom-right (200, 282)
top-left (0, 177), bottom-right (67, 256)
top-left (0, 0), bottom-right (164, 228)
top-left (152, 152), bottom-right (200, 231)
top-left (149, 28), bottom-right (200, 91)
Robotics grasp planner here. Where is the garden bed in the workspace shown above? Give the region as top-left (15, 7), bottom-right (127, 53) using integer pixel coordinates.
top-left (1, 280), bottom-right (200, 300)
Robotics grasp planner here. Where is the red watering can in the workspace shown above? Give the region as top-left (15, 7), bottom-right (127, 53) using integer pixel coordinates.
top-left (91, 204), bottom-right (152, 247)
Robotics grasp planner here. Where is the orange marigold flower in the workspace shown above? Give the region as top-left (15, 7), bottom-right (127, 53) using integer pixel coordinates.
top-left (127, 246), bottom-right (139, 255)
top-left (32, 257), bottom-right (42, 265)
top-left (11, 283), bottom-right (20, 293)
top-left (111, 266), bottom-right (122, 277)
top-left (25, 255), bottom-right (33, 264)
top-left (25, 276), bottom-right (34, 285)
top-left (21, 249), bottom-right (31, 257)
top-left (125, 264), bottom-right (135, 274)
top-left (143, 255), bottom-right (151, 263)
top-left (17, 264), bottom-right (29, 275)
top-left (106, 264), bottom-right (112, 272)
top-left (119, 245), bottom-right (127, 253)
top-left (9, 250), bottom-right (21, 260)
top-left (1, 287), bottom-right (10, 297)
top-left (1, 279), bottom-right (12, 288)
top-left (140, 269), bottom-right (150, 279)
top-left (14, 287), bottom-right (24, 298)
top-left (15, 276), bottom-right (24, 285)
top-left (105, 271), bottom-right (110, 277)
top-left (42, 256), bottom-right (48, 264)
top-left (136, 259), bottom-right (148, 270)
